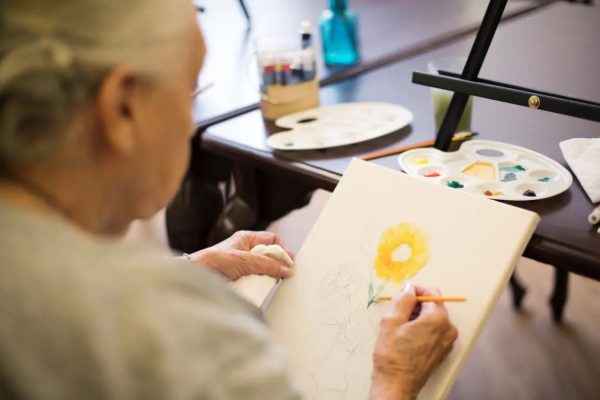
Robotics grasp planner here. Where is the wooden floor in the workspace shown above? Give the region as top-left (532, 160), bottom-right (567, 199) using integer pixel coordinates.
top-left (128, 189), bottom-right (600, 399)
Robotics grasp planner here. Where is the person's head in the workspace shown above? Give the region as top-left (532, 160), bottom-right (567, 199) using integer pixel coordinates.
top-left (0, 0), bottom-right (205, 233)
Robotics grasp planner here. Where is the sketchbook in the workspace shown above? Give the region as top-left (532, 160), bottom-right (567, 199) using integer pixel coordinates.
top-left (248, 159), bottom-right (538, 399)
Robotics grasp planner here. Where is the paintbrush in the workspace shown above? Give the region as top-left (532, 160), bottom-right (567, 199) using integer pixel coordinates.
top-left (361, 131), bottom-right (477, 161)
top-left (191, 81), bottom-right (215, 98)
top-left (375, 296), bottom-right (466, 303)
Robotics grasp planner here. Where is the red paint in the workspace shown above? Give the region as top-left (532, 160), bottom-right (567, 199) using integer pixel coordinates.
top-left (424, 171), bottom-right (440, 178)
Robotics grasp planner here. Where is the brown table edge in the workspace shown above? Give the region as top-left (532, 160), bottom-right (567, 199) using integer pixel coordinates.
top-left (203, 133), bottom-right (600, 280)
top-left (202, 134), bottom-right (340, 191)
top-left (524, 235), bottom-right (600, 280)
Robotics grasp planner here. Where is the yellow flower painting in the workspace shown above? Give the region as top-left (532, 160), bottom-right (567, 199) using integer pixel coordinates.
top-left (368, 222), bottom-right (430, 307)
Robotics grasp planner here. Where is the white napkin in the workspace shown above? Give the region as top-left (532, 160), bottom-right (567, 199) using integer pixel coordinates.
top-left (230, 244), bottom-right (294, 309)
top-left (560, 138), bottom-right (600, 203)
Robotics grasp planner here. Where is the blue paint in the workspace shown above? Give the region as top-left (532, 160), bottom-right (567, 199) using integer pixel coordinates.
top-left (501, 172), bottom-right (517, 182)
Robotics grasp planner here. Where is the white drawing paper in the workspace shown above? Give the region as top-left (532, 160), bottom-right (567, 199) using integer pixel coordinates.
top-left (266, 159), bottom-right (539, 400)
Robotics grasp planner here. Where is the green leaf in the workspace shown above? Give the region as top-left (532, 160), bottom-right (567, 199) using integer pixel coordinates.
top-left (367, 281), bottom-right (388, 309)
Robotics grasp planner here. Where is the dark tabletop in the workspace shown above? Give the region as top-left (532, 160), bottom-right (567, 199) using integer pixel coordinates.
top-left (193, 0), bottom-right (539, 126)
top-left (203, 2), bottom-right (600, 278)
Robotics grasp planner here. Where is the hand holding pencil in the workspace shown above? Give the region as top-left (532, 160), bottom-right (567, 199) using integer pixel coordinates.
top-left (375, 295), bottom-right (466, 303)
top-left (369, 285), bottom-right (458, 399)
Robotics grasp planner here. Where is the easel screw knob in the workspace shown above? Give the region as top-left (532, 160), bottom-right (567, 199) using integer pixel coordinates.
top-left (528, 95), bottom-right (541, 109)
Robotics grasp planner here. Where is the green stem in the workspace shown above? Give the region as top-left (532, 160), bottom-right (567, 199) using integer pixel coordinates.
top-left (367, 281), bottom-right (387, 308)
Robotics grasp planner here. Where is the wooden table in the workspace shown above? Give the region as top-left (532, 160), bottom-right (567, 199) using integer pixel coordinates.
top-left (202, 2), bottom-right (600, 320)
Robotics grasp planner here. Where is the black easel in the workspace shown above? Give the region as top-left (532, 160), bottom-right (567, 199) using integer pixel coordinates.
top-left (413, 0), bottom-right (600, 150)
top-left (411, 0), bottom-right (600, 322)
top-left (237, 0), bottom-right (251, 23)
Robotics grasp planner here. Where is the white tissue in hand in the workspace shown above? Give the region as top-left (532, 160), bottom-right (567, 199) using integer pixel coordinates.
top-left (249, 244), bottom-right (294, 266)
top-left (231, 244), bottom-right (293, 308)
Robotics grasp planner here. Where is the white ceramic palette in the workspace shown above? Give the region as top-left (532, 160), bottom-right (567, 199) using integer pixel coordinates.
top-left (267, 102), bottom-right (413, 150)
top-left (398, 140), bottom-right (573, 201)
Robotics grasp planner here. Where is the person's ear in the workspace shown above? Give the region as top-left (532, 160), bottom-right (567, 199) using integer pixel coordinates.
top-left (94, 65), bottom-right (140, 156)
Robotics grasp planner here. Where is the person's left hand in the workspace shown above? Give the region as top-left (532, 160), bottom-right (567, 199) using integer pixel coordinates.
top-left (189, 231), bottom-right (294, 280)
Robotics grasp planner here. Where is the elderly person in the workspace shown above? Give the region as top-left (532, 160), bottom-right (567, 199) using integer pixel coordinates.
top-left (0, 0), bottom-right (457, 399)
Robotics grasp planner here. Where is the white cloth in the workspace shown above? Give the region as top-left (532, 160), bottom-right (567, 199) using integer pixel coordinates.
top-left (230, 245), bottom-right (294, 309)
top-left (250, 244), bottom-right (295, 266)
top-left (560, 138), bottom-right (600, 203)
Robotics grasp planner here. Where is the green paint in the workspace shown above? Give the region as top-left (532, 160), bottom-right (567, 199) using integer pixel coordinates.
top-left (446, 180), bottom-right (464, 189)
top-left (500, 164), bottom-right (526, 173)
top-left (367, 282), bottom-right (386, 309)
top-left (538, 177), bottom-right (552, 182)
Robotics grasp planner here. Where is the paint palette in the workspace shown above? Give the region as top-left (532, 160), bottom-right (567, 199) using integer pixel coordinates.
top-left (267, 102), bottom-right (413, 150)
top-left (397, 140), bottom-right (572, 201)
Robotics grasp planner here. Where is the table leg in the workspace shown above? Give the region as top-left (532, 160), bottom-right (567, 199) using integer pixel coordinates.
top-left (167, 175), bottom-right (225, 253)
top-left (549, 268), bottom-right (570, 323)
top-left (509, 272), bottom-right (527, 309)
top-left (207, 166), bottom-right (259, 245)
top-left (522, 237), bottom-right (575, 322)
top-left (166, 147), bottom-right (231, 253)
top-left (207, 163), bottom-right (314, 245)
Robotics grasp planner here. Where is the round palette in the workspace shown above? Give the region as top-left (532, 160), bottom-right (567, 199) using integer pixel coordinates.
top-left (267, 102), bottom-right (413, 150)
top-left (397, 140), bottom-right (572, 201)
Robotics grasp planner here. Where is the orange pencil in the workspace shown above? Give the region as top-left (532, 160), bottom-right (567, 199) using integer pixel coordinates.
top-left (361, 131), bottom-right (476, 161)
top-left (375, 296), bottom-right (466, 303)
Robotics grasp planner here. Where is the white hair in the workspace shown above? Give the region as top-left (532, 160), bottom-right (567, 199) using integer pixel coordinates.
top-left (0, 0), bottom-right (191, 164)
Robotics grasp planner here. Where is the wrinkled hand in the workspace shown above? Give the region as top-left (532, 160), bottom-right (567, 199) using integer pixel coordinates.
top-left (189, 231), bottom-right (294, 280)
top-left (369, 285), bottom-right (458, 400)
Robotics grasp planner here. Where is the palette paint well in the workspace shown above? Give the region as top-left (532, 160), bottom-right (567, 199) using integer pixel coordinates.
top-left (463, 162), bottom-right (496, 180)
top-left (397, 140), bottom-right (572, 201)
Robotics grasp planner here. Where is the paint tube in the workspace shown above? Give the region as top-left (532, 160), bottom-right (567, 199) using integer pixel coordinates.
top-left (301, 48), bottom-right (316, 81)
top-left (300, 20), bottom-right (312, 49)
top-left (259, 54), bottom-right (275, 92)
top-left (281, 62), bottom-right (291, 86)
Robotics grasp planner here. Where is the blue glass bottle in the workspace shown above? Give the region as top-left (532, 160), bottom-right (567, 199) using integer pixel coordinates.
top-left (320, 0), bottom-right (360, 66)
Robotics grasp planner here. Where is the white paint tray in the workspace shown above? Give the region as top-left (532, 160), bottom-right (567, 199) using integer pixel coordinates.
top-left (398, 140), bottom-right (572, 201)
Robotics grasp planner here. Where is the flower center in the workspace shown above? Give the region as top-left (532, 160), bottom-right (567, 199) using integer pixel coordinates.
top-left (391, 243), bottom-right (412, 263)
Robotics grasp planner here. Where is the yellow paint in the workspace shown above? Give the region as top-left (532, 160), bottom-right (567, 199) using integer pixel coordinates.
top-left (463, 161), bottom-right (496, 180)
top-left (411, 157), bottom-right (429, 165)
top-left (374, 222), bottom-right (430, 283)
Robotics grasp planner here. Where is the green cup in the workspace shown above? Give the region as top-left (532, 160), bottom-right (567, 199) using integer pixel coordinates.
top-left (428, 57), bottom-right (473, 133)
